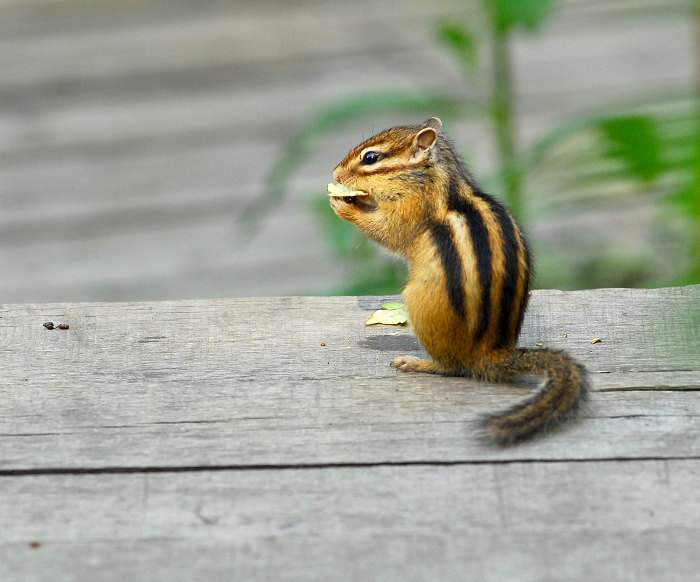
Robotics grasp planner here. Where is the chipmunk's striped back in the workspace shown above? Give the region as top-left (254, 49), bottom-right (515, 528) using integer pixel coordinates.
top-left (430, 142), bottom-right (532, 353)
top-left (330, 117), bottom-right (588, 443)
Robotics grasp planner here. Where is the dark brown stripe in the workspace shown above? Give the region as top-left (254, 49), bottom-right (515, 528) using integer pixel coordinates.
top-left (446, 178), bottom-right (491, 341)
top-left (429, 222), bottom-right (465, 319)
top-left (486, 201), bottom-right (523, 348)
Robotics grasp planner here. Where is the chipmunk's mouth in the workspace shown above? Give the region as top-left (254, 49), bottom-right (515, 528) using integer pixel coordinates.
top-left (344, 194), bottom-right (377, 212)
top-left (327, 183), bottom-right (378, 212)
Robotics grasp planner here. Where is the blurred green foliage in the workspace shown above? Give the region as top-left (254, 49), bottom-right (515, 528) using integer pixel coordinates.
top-left (490, 0), bottom-right (557, 31)
top-left (253, 0), bottom-right (699, 294)
top-left (525, 100), bottom-right (699, 288)
top-left (600, 117), bottom-right (666, 184)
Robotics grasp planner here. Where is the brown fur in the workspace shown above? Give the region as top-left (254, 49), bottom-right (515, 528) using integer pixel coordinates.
top-left (331, 118), bottom-right (588, 444)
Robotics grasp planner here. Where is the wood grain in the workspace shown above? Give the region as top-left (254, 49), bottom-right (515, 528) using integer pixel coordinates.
top-left (1, 287), bottom-right (698, 472)
top-left (1, 288), bottom-right (699, 580)
top-left (1, 460), bottom-right (698, 581)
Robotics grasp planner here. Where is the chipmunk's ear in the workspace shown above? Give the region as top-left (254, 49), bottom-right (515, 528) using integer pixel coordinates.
top-left (416, 117), bottom-right (441, 150)
top-left (411, 118), bottom-right (440, 161)
top-left (422, 117), bottom-right (442, 130)
top-left (412, 125), bottom-right (438, 161)
top-left (416, 127), bottom-right (438, 150)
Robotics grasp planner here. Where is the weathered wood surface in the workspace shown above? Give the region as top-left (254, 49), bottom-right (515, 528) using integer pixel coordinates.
top-left (1, 287), bottom-right (699, 580)
top-left (2, 461), bottom-right (698, 582)
top-left (0, 0), bottom-right (693, 302)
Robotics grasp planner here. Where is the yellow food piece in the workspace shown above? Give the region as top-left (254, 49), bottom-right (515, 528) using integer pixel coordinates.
top-left (327, 183), bottom-right (367, 197)
top-left (365, 304), bottom-right (408, 326)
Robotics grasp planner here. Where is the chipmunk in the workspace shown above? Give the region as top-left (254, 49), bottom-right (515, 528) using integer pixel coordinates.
top-left (329, 117), bottom-right (588, 444)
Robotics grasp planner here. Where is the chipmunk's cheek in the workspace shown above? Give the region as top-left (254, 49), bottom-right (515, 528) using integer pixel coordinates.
top-left (352, 194), bottom-right (378, 212)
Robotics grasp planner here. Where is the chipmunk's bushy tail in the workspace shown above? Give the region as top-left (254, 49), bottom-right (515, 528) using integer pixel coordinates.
top-left (481, 349), bottom-right (589, 445)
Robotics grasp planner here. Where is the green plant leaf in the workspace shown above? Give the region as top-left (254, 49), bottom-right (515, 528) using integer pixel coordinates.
top-left (599, 115), bottom-right (665, 184)
top-left (437, 22), bottom-right (478, 73)
top-left (522, 107), bottom-right (687, 203)
top-left (491, 0), bottom-right (558, 31)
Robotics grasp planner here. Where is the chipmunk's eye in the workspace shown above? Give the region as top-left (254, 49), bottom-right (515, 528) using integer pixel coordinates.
top-left (361, 151), bottom-right (381, 166)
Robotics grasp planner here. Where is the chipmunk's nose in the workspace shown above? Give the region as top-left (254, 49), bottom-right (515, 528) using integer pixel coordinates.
top-left (332, 166), bottom-right (347, 184)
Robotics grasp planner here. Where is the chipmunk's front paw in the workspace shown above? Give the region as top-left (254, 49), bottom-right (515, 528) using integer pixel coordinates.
top-left (391, 356), bottom-right (437, 373)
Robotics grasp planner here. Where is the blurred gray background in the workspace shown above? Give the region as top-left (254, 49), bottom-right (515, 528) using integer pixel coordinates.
top-left (0, 0), bottom-right (693, 303)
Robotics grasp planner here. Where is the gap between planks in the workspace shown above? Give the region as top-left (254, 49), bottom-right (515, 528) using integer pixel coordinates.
top-left (3, 455), bottom-right (700, 478)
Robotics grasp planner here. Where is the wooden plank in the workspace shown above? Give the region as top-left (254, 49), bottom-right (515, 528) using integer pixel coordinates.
top-left (1, 459), bottom-right (698, 581)
top-left (0, 219), bottom-right (345, 303)
top-left (1, 288), bottom-right (698, 471)
top-left (0, 0), bottom-right (436, 86)
top-left (2, 287), bottom-right (696, 384)
top-left (2, 379), bottom-right (700, 470)
top-left (0, 220), bottom-right (346, 303)
top-left (5, 532), bottom-right (697, 582)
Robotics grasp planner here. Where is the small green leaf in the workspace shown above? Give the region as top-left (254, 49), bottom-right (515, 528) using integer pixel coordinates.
top-left (437, 22), bottom-right (478, 73)
top-left (365, 304), bottom-right (408, 326)
top-left (491, 0), bottom-right (558, 31)
top-left (599, 115), bottom-right (665, 184)
top-left (380, 302), bottom-right (404, 310)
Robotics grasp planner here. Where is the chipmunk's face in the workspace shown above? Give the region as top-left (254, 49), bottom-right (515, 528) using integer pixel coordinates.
top-left (328, 118), bottom-right (442, 252)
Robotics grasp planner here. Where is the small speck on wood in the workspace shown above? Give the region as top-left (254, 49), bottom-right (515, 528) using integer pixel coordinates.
top-left (43, 322), bottom-right (54, 330)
